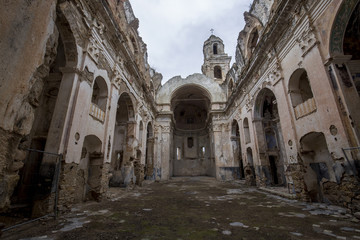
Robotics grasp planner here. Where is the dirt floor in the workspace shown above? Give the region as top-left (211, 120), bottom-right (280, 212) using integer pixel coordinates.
top-left (2, 177), bottom-right (360, 240)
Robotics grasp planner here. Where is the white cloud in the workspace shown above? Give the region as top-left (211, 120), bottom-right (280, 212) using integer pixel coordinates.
top-left (130, 0), bottom-right (253, 83)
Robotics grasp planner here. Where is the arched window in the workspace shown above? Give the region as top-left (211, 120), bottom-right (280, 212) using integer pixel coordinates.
top-left (248, 28), bottom-right (259, 54)
top-left (231, 120), bottom-right (240, 137)
top-left (214, 66), bottom-right (222, 79)
top-left (139, 121), bottom-right (143, 147)
top-left (147, 122), bottom-right (153, 138)
top-left (289, 69), bottom-right (314, 108)
top-left (213, 43), bottom-right (218, 54)
top-left (150, 81), bottom-right (155, 97)
top-left (130, 36), bottom-right (138, 54)
top-left (228, 79), bottom-right (234, 96)
top-left (91, 76), bottom-right (108, 112)
top-left (243, 118), bottom-right (251, 144)
top-left (246, 147), bottom-right (253, 166)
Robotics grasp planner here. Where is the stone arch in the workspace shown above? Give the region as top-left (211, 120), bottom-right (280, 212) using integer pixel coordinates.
top-left (245, 147), bottom-right (256, 185)
top-left (243, 117), bottom-right (251, 144)
top-left (299, 132), bottom-right (335, 202)
top-left (288, 69), bottom-right (314, 108)
top-left (329, 0), bottom-right (360, 56)
top-left (170, 84), bottom-right (212, 110)
top-left (157, 74), bottom-right (226, 105)
top-left (56, 13), bottom-right (78, 67)
top-left (10, 12), bottom-right (81, 214)
top-left (247, 28), bottom-right (259, 58)
top-left (128, 28), bottom-right (140, 55)
top-left (238, 12), bottom-right (263, 62)
top-left (81, 134), bottom-right (103, 201)
top-left (228, 79), bottom-right (234, 96)
top-left (147, 122), bottom-right (154, 138)
top-left (138, 121), bottom-right (144, 147)
top-left (171, 84), bottom-right (214, 177)
top-left (109, 92), bottom-right (137, 187)
top-left (328, 0), bottom-right (360, 144)
top-left (117, 92), bottom-right (135, 121)
top-left (254, 88), bottom-right (278, 119)
top-left (246, 147), bottom-right (254, 166)
top-left (231, 120), bottom-right (245, 179)
top-left (91, 76), bottom-right (108, 112)
top-left (253, 88), bottom-right (286, 186)
top-left (341, 1), bottom-right (360, 96)
top-left (171, 85), bottom-right (211, 131)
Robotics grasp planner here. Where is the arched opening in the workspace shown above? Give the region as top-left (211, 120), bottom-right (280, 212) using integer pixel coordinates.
top-left (171, 85), bottom-right (214, 177)
top-left (214, 66), bottom-right (222, 79)
top-left (300, 132), bottom-right (334, 202)
top-left (289, 69), bottom-right (314, 107)
top-left (139, 121), bottom-right (144, 147)
top-left (228, 79), bottom-right (234, 96)
top-left (248, 28), bottom-right (259, 56)
top-left (243, 118), bottom-right (251, 144)
top-left (145, 122), bottom-right (154, 180)
top-left (231, 120), bottom-right (245, 179)
top-left (344, 1), bottom-right (360, 95)
top-left (11, 15), bottom-right (78, 215)
top-left (109, 93), bottom-right (136, 187)
top-left (91, 77), bottom-right (108, 112)
top-left (150, 81), bottom-right (155, 98)
top-left (80, 135), bottom-right (103, 201)
top-left (245, 147), bottom-right (256, 185)
top-left (254, 88), bottom-right (285, 186)
top-left (213, 43), bottom-right (218, 55)
top-left (289, 69), bottom-right (316, 119)
top-left (329, 1), bottom-right (360, 144)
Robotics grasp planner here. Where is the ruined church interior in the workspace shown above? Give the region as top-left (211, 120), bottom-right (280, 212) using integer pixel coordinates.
top-left (1, 0), bottom-right (360, 238)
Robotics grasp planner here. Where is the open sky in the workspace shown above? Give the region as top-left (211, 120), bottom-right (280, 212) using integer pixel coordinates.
top-left (130, 0), bottom-right (253, 84)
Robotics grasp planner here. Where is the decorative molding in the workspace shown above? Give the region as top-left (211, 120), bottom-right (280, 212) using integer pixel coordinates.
top-left (161, 125), bottom-right (171, 133)
top-left (87, 36), bottom-right (101, 62)
top-left (92, 18), bottom-right (105, 35)
top-left (153, 124), bottom-right (160, 134)
top-left (297, 28), bottom-right (319, 57)
top-left (212, 124), bottom-right (222, 132)
top-left (112, 69), bottom-right (122, 88)
top-left (245, 94), bottom-right (254, 112)
top-left (267, 63), bottom-right (283, 85)
top-left (80, 66), bottom-right (94, 85)
top-left (223, 123), bottom-right (230, 132)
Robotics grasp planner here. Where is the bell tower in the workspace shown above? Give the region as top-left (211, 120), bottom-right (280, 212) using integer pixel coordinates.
top-left (201, 34), bottom-right (231, 83)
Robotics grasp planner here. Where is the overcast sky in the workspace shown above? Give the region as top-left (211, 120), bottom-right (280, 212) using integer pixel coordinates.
top-left (130, 0), bottom-right (253, 84)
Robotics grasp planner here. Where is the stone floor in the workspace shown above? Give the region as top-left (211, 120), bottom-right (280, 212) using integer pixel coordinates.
top-left (2, 177), bottom-right (360, 240)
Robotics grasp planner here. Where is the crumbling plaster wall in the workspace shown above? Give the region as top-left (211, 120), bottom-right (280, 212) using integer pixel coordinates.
top-left (226, 0), bottom-right (360, 210)
top-left (0, 0), bottom-right (59, 210)
top-left (250, 0), bottom-right (274, 26)
top-left (63, 61), bottom-right (111, 165)
top-left (0, 0), bottom-right (157, 213)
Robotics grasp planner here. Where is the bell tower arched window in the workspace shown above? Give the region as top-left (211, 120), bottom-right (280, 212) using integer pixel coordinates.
top-left (213, 43), bottom-right (218, 54)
